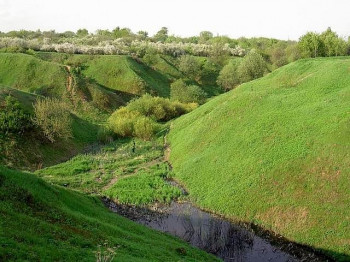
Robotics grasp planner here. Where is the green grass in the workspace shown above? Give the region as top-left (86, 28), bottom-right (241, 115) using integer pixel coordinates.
top-left (105, 163), bottom-right (182, 205)
top-left (34, 52), bottom-right (173, 97)
top-left (36, 139), bottom-right (163, 193)
top-left (36, 138), bottom-right (182, 206)
top-left (0, 53), bottom-right (67, 96)
top-left (0, 165), bottom-right (218, 261)
top-left (168, 57), bottom-right (350, 261)
top-left (83, 55), bottom-right (171, 96)
top-left (0, 86), bottom-right (38, 113)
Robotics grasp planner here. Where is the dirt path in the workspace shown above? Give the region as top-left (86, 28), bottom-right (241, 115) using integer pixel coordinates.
top-left (64, 65), bottom-right (73, 92)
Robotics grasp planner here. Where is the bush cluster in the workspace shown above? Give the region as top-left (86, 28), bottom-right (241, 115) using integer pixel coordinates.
top-left (0, 36), bottom-right (245, 58)
top-left (126, 94), bottom-right (194, 121)
top-left (33, 97), bottom-right (72, 142)
top-left (108, 95), bottom-right (196, 140)
top-left (0, 96), bottom-right (33, 135)
top-left (108, 107), bottom-right (157, 141)
top-left (170, 79), bottom-right (207, 104)
top-left (217, 51), bottom-right (267, 90)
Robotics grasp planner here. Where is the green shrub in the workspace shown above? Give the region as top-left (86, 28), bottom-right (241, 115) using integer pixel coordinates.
top-left (108, 95), bottom-right (195, 140)
top-left (108, 107), bottom-right (157, 140)
top-left (33, 98), bottom-right (72, 142)
top-left (133, 117), bottom-right (157, 141)
top-left (97, 126), bottom-right (115, 144)
top-left (126, 94), bottom-right (192, 121)
top-left (199, 59), bottom-right (220, 85)
top-left (170, 79), bottom-right (207, 104)
top-left (0, 96), bottom-right (33, 135)
top-left (108, 107), bottom-right (140, 137)
top-left (238, 51), bottom-right (267, 82)
top-left (178, 55), bottom-right (201, 80)
top-left (142, 48), bottom-right (161, 66)
top-left (217, 60), bottom-right (241, 91)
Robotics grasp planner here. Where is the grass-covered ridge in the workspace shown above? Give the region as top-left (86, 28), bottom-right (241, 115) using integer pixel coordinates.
top-left (0, 53), bottom-right (67, 96)
top-left (0, 165), bottom-right (217, 261)
top-left (168, 57), bottom-right (350, 261)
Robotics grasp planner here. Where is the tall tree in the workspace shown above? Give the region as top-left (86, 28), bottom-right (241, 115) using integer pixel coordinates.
top-left (153, 27), bottom-right (168, 42)
top-left (298, 32), bottom-right (323, 58)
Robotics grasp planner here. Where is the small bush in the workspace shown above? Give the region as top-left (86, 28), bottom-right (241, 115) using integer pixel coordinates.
top-left (0, 96), bottom-right (33, 135)
top-left (178, 55), bottom-right (201, 80)
top-left (108, 95), bottom-right (194, 140)
top-left (238, 51), bottom-right (267, 82)
top-left (133, 117), bottom-right (157, 141)
top-left (108, 107), bottom-right (157, 140)
top-left (33, 98), bottom-right (72, 142)
top-left (108, 108), bottom-right (140, 137)
top-left (126, 94), bottom-right (192, 121)
top-left (217, 60), bottom-right (241, 91)
top-left (170, 79), bottom-right (207, 104)
top-left (97, 126), bottom-right (115, 144)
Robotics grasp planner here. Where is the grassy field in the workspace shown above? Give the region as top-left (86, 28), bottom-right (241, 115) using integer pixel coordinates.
top-left (0, 165), bottom-right (218, 261)
top-left (168, 57), bottom-right (350, 261)
top-left (36, 138), bottom-right (182, 206)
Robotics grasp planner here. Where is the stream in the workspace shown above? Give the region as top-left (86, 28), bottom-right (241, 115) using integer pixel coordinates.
top-left (104, 199), bottom-right (330, 262)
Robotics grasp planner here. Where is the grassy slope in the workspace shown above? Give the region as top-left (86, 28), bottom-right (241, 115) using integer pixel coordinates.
top-left (34, 52), bottom-right (173, 97)
top-left (0, 86), bottom-right (37, 113)
top-left (0, 165), bottom-right (217, 261)
top-left (81, 55), bottom-right (171, 97)
top-left (0, 53), bottom-right (107, 169)
top-left (35, 52), bottom-right (222, 98)
top-left (0, 53), bottom-right (67, 96)
top-left (0, 86), bottom-right (99, 170)
top-left (168, 57), bottom-right (350, 260)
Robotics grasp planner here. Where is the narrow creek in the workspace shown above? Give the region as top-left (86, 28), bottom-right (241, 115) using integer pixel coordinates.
top-left (104, 138), bottom-right (330, 261)
top-left (104, 198), bottom-right (330, 262)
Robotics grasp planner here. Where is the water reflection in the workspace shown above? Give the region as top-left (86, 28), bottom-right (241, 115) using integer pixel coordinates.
top-left (107, 201), bottom-right (298, 261)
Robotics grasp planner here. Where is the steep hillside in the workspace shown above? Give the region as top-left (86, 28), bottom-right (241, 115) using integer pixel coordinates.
top-left (35, 53), bottom-right (175, 97)
top-left (34, 52), bottom-right (222, 98)
top-left (0, 165), bottom-right (217, 261)
top-left (168, 58), bottom-right (350, 261)
top-left (0, 85), bottom-right (37, 112)
top-left (0, 53), bottom-right (67, 96)
top-left (0, 53), bottom-right (128, 170)
top-left (0, 83), bottom-right (102, 170)
top-left (84, 55), bottom-right (171, 96)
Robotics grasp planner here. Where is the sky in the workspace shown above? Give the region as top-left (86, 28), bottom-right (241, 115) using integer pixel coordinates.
top-left (0, 0), bottom-right (349, 40)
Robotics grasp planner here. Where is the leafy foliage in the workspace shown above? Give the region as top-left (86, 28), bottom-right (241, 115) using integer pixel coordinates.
top-left (170, 79), bottom-right (207, 104)
top-left (0, 96), bottom-right (33, 135)
top-left (216, 59), bottom-right (241, 90)
top-left (108, 107), bottom-right (155, 140)
top-left (238, 51), bottom-right (267, 82)
top-left (299, 28), bottom-right (347, 58)
top-left (178, 55), bottom-right (201, 80)
top-left (33, 97), bottom-right (72, 142)
top-left (108, 95), bottom-right (195, 140)
top-left (125, 94), bottom-right (194, 121)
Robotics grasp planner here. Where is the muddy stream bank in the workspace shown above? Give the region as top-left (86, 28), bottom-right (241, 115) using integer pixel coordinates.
top-left (103, 197), bottom-right (331, 262)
